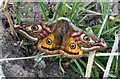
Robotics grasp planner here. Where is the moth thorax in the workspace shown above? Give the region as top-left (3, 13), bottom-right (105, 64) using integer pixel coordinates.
top-left (56, 26), bottom-right (68, 37)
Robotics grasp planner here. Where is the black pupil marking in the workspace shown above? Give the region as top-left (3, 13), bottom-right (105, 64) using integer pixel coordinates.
top-left (83, 35), bottom-right (90, 41)
top-left (70, 43), bottom-right (76, 49)
top-left (46, 38), bottom-right (52, 45)
top-left (31, 25), bottom-right (39, 31)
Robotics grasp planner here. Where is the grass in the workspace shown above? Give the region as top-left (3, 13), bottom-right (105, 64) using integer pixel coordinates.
top-left (6, 1), bottom-right (120, 78)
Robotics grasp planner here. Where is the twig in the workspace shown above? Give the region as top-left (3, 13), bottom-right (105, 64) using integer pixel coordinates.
top-left (103, 33), bottom-right (120, 78)
top-left (95, 53), bottom-right (120, 56)
top-left (82, 8), bottom-right (120, 22)
top-left (0, 65), bottom-right (5, 78)
top-left (82, 8), bottom-right (118, 16)
top-left (83, 8), bottom-right (102, 15)
top-left (94, 61), bottom-right (116, 77)
top-left (85, 51), bottom-right (95, 78)
top-left (0, 52), bottom-right (120, 62)
top-left (3, 0), bottom-right (7, 9)
top-left (3, 0), bottom-right (20, 40)
top-left (0, 54), bottom-right (62, 62)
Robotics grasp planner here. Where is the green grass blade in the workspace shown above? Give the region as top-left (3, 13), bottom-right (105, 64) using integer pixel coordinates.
top-left (73, 59), bottom-right (85, 77)
top-left (94, 58), bottom-right (105, 70)
top-left (79, 2), bottom-right (97, 16)
top-left (100, 2), bottom-right (106, 16)
top-left (67, 2), bottom-right (77, 18)
top-left (39, 2), bottom-right (48, 21)
top-left (70, 64), bottom-right (81, 75)
top-left (63, 2), bottom-right (66, 16)
top-left (70, 3), bottom-right (87, 19)
top-left (53, 2), bottom-right (63, 20)
top-left (118, 52), bottom-right (120, 78)
top-left (34, 53), bottom-right (45, 67)
top-left (78, 2), bottom-right (93, 13)
top-left (59, 57), bottom-right (65, 74)
top-left (102, 24), bottom-right (120, 35)
top-left (77, 15), bottom-right (87, 25)
top-left (72, 2), bottom-right (97, 20)
top-left (16, 1), bottom-right (21, 23)
top-left (25, 1), bottom-right (32, 18)
top-left (107, 2), bottom-right (110, 14)
top-left (77, 59), bottom-right (87, 68)
top-left (109, 15), bottom-right (120, 27)
top-left (110, 58), bottom-right (116, 75)
top-left (41, 2), bottom-right (53, 18)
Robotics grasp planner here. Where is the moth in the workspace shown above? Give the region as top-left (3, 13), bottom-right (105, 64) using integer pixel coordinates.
top-left (14, 17), bottom-right (107, 58)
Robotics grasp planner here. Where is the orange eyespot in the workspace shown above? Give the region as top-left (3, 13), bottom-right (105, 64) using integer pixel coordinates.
top-left (70, 43), bottom-right (76, 49)
top-left (46, 38), bottom-right (52, 45)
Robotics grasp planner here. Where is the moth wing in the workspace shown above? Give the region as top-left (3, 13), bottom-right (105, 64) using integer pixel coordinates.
top-left (59, 30), bottom-right (83, 58)
top-left (14, 21), bottom-right (56, 39)
top-left (70, 25), bottom-right (107, 52)
top-left (37, 25), bottom-right (61, 54)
